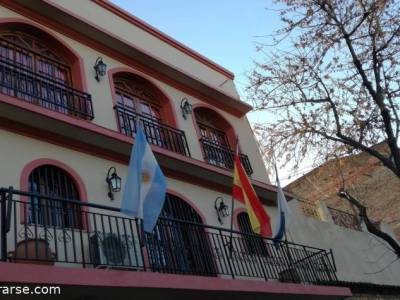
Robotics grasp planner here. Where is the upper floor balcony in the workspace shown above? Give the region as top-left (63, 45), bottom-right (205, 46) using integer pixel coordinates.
top-left (111, 72), bottom-right (191, 157)
top-left (199, 137), bottom-right (253, 175)
top-left (0, 187), bottom-right (337, 286)
top-left (194, 107), bottom-right (253, 175)
top-left (0, 34), bottom-right (192, 159)
top-left (0, 35), bottom-right (93, 120)
top-left (0, 24), bottom-right (262, 195)
top-left (115, 104), bottom-right (190, 157)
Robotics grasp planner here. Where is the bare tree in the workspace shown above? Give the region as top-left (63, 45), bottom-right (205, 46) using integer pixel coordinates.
top-left (248, 0), bottom-right (400, 177)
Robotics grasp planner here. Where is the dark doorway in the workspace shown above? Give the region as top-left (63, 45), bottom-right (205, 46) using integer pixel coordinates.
top-left (146, 194), bottom-right (217, 276)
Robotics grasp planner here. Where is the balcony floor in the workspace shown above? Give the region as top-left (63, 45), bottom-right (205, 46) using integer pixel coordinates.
top-left (0, 262), bottom-right (351, 299)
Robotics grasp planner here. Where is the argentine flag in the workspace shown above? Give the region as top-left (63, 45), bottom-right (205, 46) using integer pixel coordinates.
top-left (273, 164), bottom-right (290, 242)
top-left (121, 124), bottom-right (167, 233)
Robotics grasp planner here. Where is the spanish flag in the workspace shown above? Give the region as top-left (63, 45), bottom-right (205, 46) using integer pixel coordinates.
top-left (232, 153), bottom-right (272, 237)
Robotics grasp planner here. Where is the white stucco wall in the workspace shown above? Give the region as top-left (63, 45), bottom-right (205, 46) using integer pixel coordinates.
top-left (1, 130), bottom-right (398, 286)
top-left (287, 200), bottom-right (400, 286)
top-left (0, 129), bottom-right (273, 229)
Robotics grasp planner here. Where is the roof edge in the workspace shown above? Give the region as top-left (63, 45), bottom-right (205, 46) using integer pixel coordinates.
top-left (92, 0), bottom-right (235, 80)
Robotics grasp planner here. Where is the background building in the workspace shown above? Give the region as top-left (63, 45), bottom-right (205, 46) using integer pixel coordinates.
top-left (286, 142), bottom-right (400, 239)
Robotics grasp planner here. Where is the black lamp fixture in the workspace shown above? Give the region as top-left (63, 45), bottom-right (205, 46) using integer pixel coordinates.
top-left (214, 196), bottom-right (229, 224)
top-left (106, 167), bottom-right (122, 200)
top-left (180, 97), bottom-right (193, 120)
top-left (94, 56), bottom-right (107, 82)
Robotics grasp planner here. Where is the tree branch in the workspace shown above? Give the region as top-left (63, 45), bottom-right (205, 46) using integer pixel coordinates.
top-left (376, 24), bottom-right (400, 53)
top-left (309, 127), bottom-right (398, 176)
top-left (338, 190), bottom-right (400, 258)
top-left (317, 0), bottom-right (400, 176)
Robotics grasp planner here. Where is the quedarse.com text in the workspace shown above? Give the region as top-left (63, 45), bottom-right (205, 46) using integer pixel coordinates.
top-left (0, 285), bottom-right (61, 296)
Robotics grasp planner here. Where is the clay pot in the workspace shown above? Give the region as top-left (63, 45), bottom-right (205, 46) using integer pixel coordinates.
top-left (8, 239), bottom-right (55, 265)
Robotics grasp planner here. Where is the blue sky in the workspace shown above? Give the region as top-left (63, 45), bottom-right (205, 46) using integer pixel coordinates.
top-left (109, 0), bottom-right (282, 99)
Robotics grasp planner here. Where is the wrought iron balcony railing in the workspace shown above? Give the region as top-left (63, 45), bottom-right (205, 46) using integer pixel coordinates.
top-left (0, 188), bottom-right (337, 285)
top-left (199, 138), bottom-right (253, 175)
top-left (115, 104), bottom-right (191, 157)
top-left (327, 207), bottom-right (361, 231)
top-left (0, 47), bottom-right (93, 120)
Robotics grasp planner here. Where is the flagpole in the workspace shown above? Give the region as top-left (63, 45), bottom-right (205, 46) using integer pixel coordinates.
top-left (228, 137), bottom-right (239, 257)
top-left (135, 114), bottom-right (146, 247)
top-left (139, 219), bottom-right (146, 247)
top-left (228, 189), bottom-right (235, 257)
top-left (136, 113), bottom-right (142, 135)
top-left (121, 110), bottom-right (167, 253)
top-left (274, 162), bottom-right (295, 279)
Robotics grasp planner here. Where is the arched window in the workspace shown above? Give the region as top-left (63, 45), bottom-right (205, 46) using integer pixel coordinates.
top-left (0, 24), bottom-right (92, 119)
top-left (0, 30), bottom-right (71, 83)
top-left (194, 107), bottom-right (237, 168)
top-left (194, 107), bottom-right (234, 147)
top-left (146, 194), bottom-right (216, 276)
top-left (194, 107), bottom-right (253, 174)
top-left (28, 165), bottom-right (82, 229)
top-left (112, 72), bottom-right (190, 156)
top-left (237, 212), bottom-right (270, 257)
top-left (159, 194), bottom-right (203, 222)
top-left (113, 74), bottom-right (162, 135)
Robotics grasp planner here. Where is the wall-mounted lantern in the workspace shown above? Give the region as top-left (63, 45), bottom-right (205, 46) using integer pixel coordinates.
top-left (106, 167), bottom-right (122, 200)
top-left (94, 56), bottom-right (107, 82)
top-left (214, 196), bottom-right (229, 224)
top-left (180, 97), bottom-right (193, 120)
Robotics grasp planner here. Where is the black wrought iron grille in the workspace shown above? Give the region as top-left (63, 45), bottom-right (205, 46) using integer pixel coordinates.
top-left (28, 165), bottom-right (82, 229)
top-left (0, 188), bottom-right (338, 285)
top-left (115, 104), bottom-right (191, 157)
top-left (146, 194), bottom-right (217, 276)
top-left (0, 38), bottom-right (94, 120)
top-left (199, 138), bottom-right (253, 175)
top-left (327, 207), bottom-right (361, 231)
top-left (1, 188), bottom-right (144, 270)
top-left (160, 194), bottom-right (202, 222)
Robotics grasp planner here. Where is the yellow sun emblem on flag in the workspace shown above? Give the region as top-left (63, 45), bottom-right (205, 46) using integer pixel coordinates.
top-left (142, 171), bottom-right (151, 183)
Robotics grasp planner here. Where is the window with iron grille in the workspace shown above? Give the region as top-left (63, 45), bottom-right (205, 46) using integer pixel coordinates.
top-left (114, 75), bottom-right (162, 136)
top-left (28, 165), bottom-right (82, 229)
top-left (0, 30), bottom-right (72, 83)
top-left (159, 194), bottom-right (203, 222)
top-left (0, 29), bottom-right (94, 119)
top-left (237, 212), bottom-right (270, 257)
top-left (0, 30), bottom-right (72, 111)
top-left (146, 194), bottom-right (217, 276)
top-left (112, 73), bottom-right (190, 156)
top-left (195, 108), bottom-right (231, 147)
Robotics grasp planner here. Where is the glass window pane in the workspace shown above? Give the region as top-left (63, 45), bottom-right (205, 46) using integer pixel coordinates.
top-left (124, 95), bottom-right (134, 108)
top-left (16, 51), bottom-right (33, 68)
top-left (140, 102), bottom-right (151, 115)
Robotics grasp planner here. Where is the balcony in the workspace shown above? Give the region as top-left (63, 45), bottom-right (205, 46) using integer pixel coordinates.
top-left (199, 138), bottom-right (253, 175)
top-left (0, 187), bottom-right (337, 285)
top-left (0, 46), bottom-right (93, 120)
top-left (115, 104), bottom-right (191, 157)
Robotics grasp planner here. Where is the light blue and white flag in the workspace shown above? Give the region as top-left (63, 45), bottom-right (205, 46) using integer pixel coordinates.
top-left (121, 124), bottom-right (167, 233)
top-left (273, 164), bottom-right (290, 242)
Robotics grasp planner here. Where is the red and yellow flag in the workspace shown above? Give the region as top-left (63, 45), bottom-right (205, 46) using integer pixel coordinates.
top-left (232, 154), bottom-right (272, 237)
